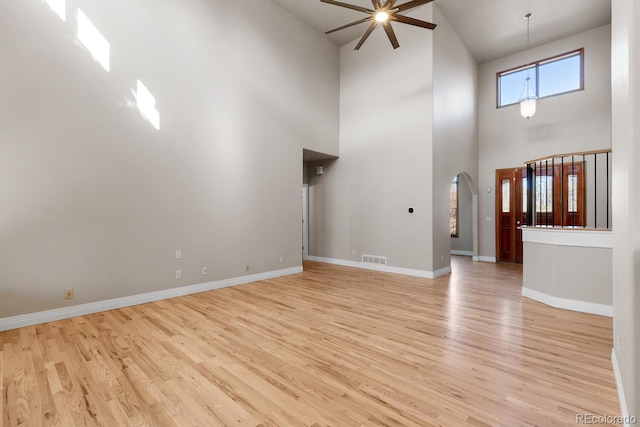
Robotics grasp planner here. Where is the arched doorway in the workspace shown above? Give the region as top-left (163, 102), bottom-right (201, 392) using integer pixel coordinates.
top-left (450, 172), bottom-right (478, 261)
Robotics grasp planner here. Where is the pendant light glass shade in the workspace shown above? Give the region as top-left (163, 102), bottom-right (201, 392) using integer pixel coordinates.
top-left (520, 98), bottom-right (537, 119)
top-left (519, 75), bottom-right (538, 119)
top-left (519, 13), bottom-right (538, 119)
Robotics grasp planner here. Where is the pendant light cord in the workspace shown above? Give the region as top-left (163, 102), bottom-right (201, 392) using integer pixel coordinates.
top-left (520, 12), bottom-right (537, 118)
top-left (525, 13), bottom-right (532, 69)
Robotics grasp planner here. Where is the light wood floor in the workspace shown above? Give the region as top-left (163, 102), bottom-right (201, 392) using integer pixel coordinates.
top-left (1, 257), bottom-right (620, 426)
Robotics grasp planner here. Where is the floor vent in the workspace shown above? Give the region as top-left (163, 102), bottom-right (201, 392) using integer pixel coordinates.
top-left (362, 254), bottom-right (387, 265)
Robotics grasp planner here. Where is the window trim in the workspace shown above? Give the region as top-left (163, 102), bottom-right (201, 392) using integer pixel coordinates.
top-left (496, 48), bottom-right (584, 109)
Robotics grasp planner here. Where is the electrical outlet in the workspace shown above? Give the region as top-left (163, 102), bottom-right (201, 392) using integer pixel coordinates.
top-left (176, 269), bottom-right (182, 279)
top-left (202, 267), bottom-right (208, 276)
top-left (616, 336), bottom-right (621, 350)
top-left (175, 250), bottom-right (182, 260)
top-left (352, 250), bottom-right (356, 256)
top-left (279, 256), bottom-right (284, 264)
top-left (64, 288), bottom-right (74, 299)
top-left (245, 264), bottom-right (250, 272)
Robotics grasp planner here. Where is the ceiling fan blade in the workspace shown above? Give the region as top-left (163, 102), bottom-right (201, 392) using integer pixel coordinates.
top-left (391, 14), bottom-right (437, 30)
top-left (394, 0), bottom-right (433, 12)
top-left (354, 21), bottom-right (377, 50)
top-left (371, 0), bottom-right (382, 8)
top-left (325, 17), bottom-right (372, 34)
top-left (320, 0), bottom-right (374, 14)
top-left (384, 0), bottom-right (398, 8)
top-left (382, 21), bottom-right (399, 49)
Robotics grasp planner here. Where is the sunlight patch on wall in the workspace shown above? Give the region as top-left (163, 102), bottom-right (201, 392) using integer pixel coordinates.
top-left (134, 80), bottom-right (160, 130)
top-left (77, 9), bottom-right (110, 72)
top-left (43, 0), bottom-right (65, 21)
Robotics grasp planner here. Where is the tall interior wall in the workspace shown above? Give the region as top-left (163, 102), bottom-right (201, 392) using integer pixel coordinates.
top-left (309, 5), bottom-right (478, 276)
top-left (308, 5), bottom-right (435, 273)
top-left (0, 0), bottom-right (339, 318)
top-left (611, 0), bottom-right (639, 418)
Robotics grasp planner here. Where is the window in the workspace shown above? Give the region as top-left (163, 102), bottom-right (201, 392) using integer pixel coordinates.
top-left (450, 175), bottom-right (458, 237)
top-left (535, 176), bottom-right (553, 213)
top-left (522, 177), bottom-right (528, 213)
top-left (497, 49), bottom-right (583, 108)
top-left (567, 174), bottom-right (578, 212)
top-left (501, 179), bottom-right (510, 213)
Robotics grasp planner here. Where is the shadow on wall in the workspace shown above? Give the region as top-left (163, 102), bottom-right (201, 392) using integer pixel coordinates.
top-left (0, 291), bottom-right (67, 318)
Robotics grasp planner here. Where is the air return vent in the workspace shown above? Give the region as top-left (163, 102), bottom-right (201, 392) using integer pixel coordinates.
top-left (362, 254), bottom-right (387, 265)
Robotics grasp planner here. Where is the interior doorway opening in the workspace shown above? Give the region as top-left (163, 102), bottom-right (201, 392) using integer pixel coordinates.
top-left (302, 149), bottom-right (339, 265)
top-left (449, 172), bottom-right (479, 263)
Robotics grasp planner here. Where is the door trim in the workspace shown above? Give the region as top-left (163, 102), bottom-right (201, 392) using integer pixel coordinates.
top-left (302, 184), bottom-right (309, 260)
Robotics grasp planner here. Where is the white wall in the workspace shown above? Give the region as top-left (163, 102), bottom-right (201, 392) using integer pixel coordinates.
top-left (478, 25), bottom-right (612, 259)
top-left (308, 6), bottom-right (435, 272)
top-left (308, 5), bottom-right (477, 275)
top-left (611, 0), bottom-right (639, 418)
top-left (432, 5), bottom-right (479, 269)
top-left (523, 231), bottom-right (613, 312)
top-left (0, 0), bottom-right (339, 317)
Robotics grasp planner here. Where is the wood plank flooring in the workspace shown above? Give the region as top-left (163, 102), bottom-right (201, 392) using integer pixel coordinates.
top-left (1, 257), bottom-right (621, 426)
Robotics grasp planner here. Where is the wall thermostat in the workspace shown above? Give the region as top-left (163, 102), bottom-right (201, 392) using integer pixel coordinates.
top-left (408, 207), bottom-right (415, 214)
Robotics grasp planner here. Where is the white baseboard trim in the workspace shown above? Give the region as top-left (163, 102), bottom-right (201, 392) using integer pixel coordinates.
top-left (611, 348), bottom-right (631, 427)
top-left (478, 256), bottom-right (496, 263)
top-left (433, 266), bottom-right (452, 278)
top-left (451, 250), bottom-right (473, 256)
top-left (472, 256), bottom-right (479, 262)
top-left (522, 287), bottom-right (613, 317)
top-left (307, 256), bottom-right (451, 279)
top-left (0, 266), bottom-right (303, 332)
top-left (612, 349), bottom-right (632, 427)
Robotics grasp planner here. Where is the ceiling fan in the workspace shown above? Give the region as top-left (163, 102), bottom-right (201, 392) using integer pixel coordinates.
top-left (321, 0), bottom-right (437, 50)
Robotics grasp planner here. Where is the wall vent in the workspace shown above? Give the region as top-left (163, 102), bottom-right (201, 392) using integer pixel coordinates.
top-left (362, 254), bottom-right (387, 265)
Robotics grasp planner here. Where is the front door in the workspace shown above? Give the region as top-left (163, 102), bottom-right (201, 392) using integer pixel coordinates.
top-left (496, 163), bottom-right (585, 263)
top-left (496, 168), bottom-right (526, 263)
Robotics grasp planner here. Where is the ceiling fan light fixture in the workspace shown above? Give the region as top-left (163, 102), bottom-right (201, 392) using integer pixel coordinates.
top-left (375, 11), bottom-right (389, 23)
top-left (321, 0), bottom-right (436, 50)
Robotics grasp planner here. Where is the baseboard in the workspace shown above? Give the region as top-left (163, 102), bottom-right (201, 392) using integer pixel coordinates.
top-left (478, 256), bottom-right (496, 263)
top-left (433, 266), bottom-right (452, 277)
top-left (522, 287), bottom-right (613, 317)
top-left (472, 256), bottom-right (480, 262)
top-left (451, 250), bottom-right (473, 256)
top-left (0, 266), bottom-right (303, 332)
top-left (612, 349), bottom-right (633, 427)
top-left (307, 256), bottom-right (451, 279)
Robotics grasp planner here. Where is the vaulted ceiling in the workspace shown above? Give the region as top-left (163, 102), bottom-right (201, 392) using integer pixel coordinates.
top-left (270, 0), bottom-right (611, 64)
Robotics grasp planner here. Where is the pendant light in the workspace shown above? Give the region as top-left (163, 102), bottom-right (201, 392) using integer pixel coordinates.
top-left (519, 13), bottom-right (538, 119)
